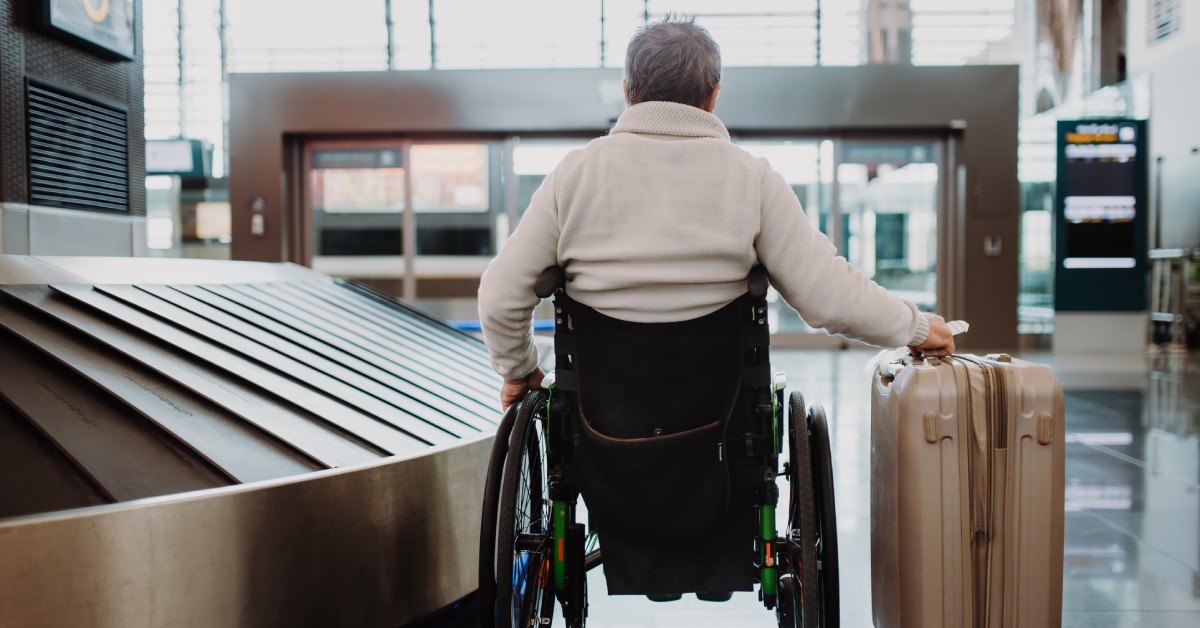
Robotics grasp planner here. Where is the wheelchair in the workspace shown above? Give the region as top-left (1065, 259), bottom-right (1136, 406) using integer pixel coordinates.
top-left (479, 267), bottom-right (839, 628)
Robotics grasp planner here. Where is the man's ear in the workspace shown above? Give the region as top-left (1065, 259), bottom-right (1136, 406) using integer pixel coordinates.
top-left (623, 80), bottom-right (630, 104)
top-left (704, 83), bottom-right (722, 112)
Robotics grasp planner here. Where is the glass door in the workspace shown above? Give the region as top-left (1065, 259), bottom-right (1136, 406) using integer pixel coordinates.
top-left (302, 136), bottom-right (592, 320)
top-left (733, 136), bottom-right (947, 346)
top-left (735, 140), bottom-right (829, 337)
top-left (305, 138), bottom-right (504, 306)
top-left (837, 140), bottom-right (941, 313)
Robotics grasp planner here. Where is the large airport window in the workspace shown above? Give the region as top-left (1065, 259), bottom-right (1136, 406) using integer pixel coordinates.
top-left (433, 1), bottom-right (600, 68)
top-left (143, 1), bottom-right (181, 140)
top-left (226, 0), bottom-right (388, 72)
top-left (145, 1), bottom-right (1029, 184)
top-left (647, 1), bottom-right (820, 66)
top-left (910, 0), bottom-right (1016, 65)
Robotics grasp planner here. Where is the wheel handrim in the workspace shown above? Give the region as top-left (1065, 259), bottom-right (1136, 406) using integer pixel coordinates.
top-left (495, 393), bottom-right (554, 627)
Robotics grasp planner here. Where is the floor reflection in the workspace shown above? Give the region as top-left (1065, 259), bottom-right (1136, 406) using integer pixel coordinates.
top-left (576, 349), bottom-right (1200, 627)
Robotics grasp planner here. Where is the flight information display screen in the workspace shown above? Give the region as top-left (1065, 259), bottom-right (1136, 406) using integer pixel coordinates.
top-left (1055, 119), bottom-right (1147, 312)
top-left (1060, 122), bottom-right (1141, 269)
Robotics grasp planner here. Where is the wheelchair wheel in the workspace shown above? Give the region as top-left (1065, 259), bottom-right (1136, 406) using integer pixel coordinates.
top-left (786, 392), bottom-right (821, 628)
top-left (495, 391), bottom-right (555, 628)
top-left (808, 406), bottom-right (840, 627)
top-left (480, 398), bottom-right (522, 628)
top-left (776, 573), bottom-right (802, 628)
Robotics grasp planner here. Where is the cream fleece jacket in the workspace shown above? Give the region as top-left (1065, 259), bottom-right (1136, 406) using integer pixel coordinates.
top-left (478, 101), bottom-right (928, 380)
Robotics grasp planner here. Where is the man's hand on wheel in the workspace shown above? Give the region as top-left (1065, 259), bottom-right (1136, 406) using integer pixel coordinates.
top-left (500, 367), bottom-right (545, 410)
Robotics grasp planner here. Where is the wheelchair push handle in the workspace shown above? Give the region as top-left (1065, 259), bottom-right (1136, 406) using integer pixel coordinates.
top-left (747, 265), bottom-right (769, 299)
top-left (535, 266), bottom-right (566, 298)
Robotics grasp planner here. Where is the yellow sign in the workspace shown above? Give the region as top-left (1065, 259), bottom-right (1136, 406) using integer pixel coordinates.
top-left (1065, 133), bottom-right (1118, 144)
top-left (82, 0), bottom-right (109, 22)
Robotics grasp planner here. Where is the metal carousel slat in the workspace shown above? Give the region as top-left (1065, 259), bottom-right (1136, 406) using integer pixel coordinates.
top-left (45, 285), bottom-right (428, 456)
top-left (336, 278), bottom-right (491, 353)
top-left (169, 285), bottom-right (492, 437)
top-left (249, 282), bottom-right (499, 401)
top-left (0, 292), bottom-right (323, 483)
top-left (303, 279), bottom-right (492, 363)
top-left (0, 393), bottom-right (110, 518)
top-left (91, 284), bottom-right (456, 445)
top-left (224, 282), bottom-right (498, 407)
top-left (1, 285), bottom-right (386, 468)
top-left (0, 332), bottom-right (232, 501)
top-left (267, 281), bottom-right (498, 394)
top-left (202, 283), bottom-right (497, 425)
top-left (129, 284), bottom-right (473, 439)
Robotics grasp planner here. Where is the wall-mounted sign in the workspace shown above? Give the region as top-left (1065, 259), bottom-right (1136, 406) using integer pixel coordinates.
top-left (1055, 119), bottom-right (1148, 311)
top-left (39, 0), bottom-right (136, 60)
top-left (842, 142), bottom-right (936, 165)
top-left (312, 148), bottom-right (403, 170)
top-left (1151, 0), bottom-right (1182, 44)
top-left (146, 139), bottom-right (211, 182)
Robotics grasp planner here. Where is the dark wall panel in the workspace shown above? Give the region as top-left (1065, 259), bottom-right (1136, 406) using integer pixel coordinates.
top-left (0, 0), bottom-right (144, 215)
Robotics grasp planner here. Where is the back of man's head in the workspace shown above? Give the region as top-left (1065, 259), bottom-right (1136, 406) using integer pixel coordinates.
top-left (624, 15), bottom-right (721, 109)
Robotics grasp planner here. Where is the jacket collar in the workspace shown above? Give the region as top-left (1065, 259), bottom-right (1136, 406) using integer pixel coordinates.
top-left (610, 101), bottom-right (730, 141)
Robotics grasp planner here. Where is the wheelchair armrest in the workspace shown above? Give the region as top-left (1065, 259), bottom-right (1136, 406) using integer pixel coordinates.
top-left (534, 266), bottom-right (566, 299)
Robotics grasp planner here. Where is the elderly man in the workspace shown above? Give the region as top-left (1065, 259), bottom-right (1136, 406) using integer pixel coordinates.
top-left (479, 16), bottom-right (954, 409)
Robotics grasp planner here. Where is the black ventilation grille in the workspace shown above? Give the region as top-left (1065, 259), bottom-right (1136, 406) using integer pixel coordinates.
top-left (27, 83), bottom-right (129, 213)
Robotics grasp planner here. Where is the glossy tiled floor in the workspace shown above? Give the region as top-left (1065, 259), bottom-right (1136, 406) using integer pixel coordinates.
top-left (578, 348), bottom-right (1200, 627)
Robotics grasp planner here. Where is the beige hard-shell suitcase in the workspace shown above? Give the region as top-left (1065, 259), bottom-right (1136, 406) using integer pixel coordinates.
top-left (871, 353), bottom-right (1064, 628)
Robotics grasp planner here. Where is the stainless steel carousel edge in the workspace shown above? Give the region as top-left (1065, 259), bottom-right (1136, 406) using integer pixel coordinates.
top-left (0, 433), bottom-right (494, 628)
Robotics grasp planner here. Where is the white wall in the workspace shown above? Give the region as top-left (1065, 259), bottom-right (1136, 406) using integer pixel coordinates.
top-left (1127, 0), bottom-right (1200, 248)
top-left (0, 204), bottom-right (146, 257)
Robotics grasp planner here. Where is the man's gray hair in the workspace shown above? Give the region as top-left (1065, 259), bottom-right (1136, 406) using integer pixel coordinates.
top-left (624, 15), bottom-right (721, 108)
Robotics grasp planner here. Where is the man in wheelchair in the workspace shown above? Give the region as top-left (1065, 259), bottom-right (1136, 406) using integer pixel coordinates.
top-left (477, 15), bottom-right (955, 628)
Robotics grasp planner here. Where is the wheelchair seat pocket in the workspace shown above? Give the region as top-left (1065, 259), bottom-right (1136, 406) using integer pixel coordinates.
top-left (574, 412), bottom-right (730, 545)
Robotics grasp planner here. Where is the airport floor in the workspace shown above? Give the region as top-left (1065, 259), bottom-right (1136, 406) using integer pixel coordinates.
top-left (569, 347), bottom-right (1200, 628)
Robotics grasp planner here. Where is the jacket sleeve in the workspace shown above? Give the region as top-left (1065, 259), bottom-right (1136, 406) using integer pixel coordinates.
top-left (477, 166), bottom-right (563, 379)
top-left (754, 164), bottom-right (927, 348)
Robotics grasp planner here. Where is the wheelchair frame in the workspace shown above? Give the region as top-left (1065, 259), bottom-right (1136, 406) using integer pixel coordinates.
top-left (480, 269), bottom-right (839, 628)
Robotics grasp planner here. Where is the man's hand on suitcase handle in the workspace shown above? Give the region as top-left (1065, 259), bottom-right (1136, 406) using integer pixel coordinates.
top-left (909, 314), bottom-right (957, 358)
top-left (870, 317), bottom-right (968, 376)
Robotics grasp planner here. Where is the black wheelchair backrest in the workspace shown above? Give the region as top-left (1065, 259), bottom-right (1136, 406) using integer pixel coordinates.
top-left (536, 265), bottom-right (772, 440)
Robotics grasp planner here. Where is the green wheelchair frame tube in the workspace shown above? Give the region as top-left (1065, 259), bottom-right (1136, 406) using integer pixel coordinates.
top-left (554, 500), bottom-right (569, 591)
top-left (761, 504), bottom-right (777, 598)
top-left (760, 391), bottom-right (782, 599)
top-left (546, 387), bottom-right (571, 593)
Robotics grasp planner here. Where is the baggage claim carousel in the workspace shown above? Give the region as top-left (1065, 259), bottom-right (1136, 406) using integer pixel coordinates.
top-left (0, 256), bottom-right (501, 627)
